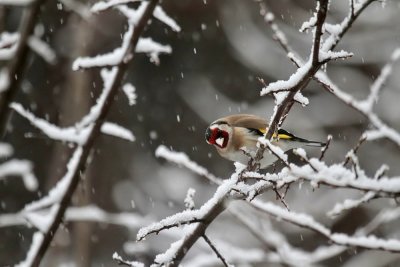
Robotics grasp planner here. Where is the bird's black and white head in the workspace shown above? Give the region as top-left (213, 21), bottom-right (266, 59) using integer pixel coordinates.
top-left (205, 120), bottom-right (233, 150)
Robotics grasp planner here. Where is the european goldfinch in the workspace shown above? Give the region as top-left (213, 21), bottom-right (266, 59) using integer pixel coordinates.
top-left (205, 114), bottom-right (325, 169)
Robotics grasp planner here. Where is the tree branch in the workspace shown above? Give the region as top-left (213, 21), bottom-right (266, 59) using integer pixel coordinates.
top-left (202, 234), bottom-right (230, 267)
top-left (0, 0), bottom-right (47, 138)
top-left (25, 1), bottom-right (160, 266)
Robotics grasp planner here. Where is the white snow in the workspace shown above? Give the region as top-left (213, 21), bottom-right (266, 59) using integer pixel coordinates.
top-left (72, 24), bottom-right (133, 70)
top-left (0, 159), bottom-right (38, 191)
top-left (327, 191), bottom-right (376, 217)
top-left (101, 122), bottom-right (135, 142)
top-left (259, 138), bottom-right (288, 163)
top-left (11, 102), bottom-right (91, 145)
top-left (0, 142), bottom-right (13, 158)
top-left (137, 167), bottom-right (242, 240)
top-left (260, 60), bottom-right (311, 97)
top-left (153, 6), bottom-right (181, 32)
top-left (112, 252), bottom-right (144, 267)
top-left (91, 0), bottom-right (141, 13)
top-left (65, 205), bottom-right (147, 228)
top-left (75, 67), bottom-right (117, 129)
top-left (15, 232), bottom-right (44, 267)
top-left (24, 204), bottom-right (59, 232)
top-left (300, 13), bottom-right (317, 32)
top-left (184, 188), bottom-right (196, 210)
top-left (0, 0), bottom-right (33, 5)
top-left (0, 205), bottom-right (148, 229)
top-left (155, 145), bottom-right (222, 185)
top-left (24, 147), bottom-right (83, 212)
top-left (28, 36), bottom-right (57, 65)
top-left (136, 37), bottom-right (172, 65)
top-left (122, 83), bottom-right (137, 106)
top-left (252, 199), bottom-right (400, 252)
top-left (0, 68), bottom-right (10, 93)
top-left (0, 32), bottom-right (18, 60)
top-left (154, 239), bottom-right (184, 265)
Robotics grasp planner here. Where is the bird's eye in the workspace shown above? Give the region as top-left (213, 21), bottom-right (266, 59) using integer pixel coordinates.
top-left (205, 127), bottom-right (212, 142)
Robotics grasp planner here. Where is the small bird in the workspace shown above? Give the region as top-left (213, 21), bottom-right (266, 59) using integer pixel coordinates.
top-left (205, 114), bottom-right (325, 169)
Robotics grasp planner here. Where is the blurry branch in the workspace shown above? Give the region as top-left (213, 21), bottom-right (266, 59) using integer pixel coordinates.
top-left (0, 0), bottom-right (35, 5)
top-left (250, 199), bottom-right (400, 253)
top-left (12, 1), bottom-right (162, 266)
top-left (0, 0), bottom-right (47, 138)
top-left (327, 164), bottom-right (389, 217)
top-left (155, 145), bottom-right (223, 185)
top-left (0, 205), bottom-right (149, 229)
top-left (0, 141), bottom-right (37, 191)
top-left (0, 159), bottom-right (37, 191)
top-left (229, 207), bottom-right (344, 266)
top-left (202, 234), bottom-right (230, 267)
top-left (113, 252), bottom-right (144, 267)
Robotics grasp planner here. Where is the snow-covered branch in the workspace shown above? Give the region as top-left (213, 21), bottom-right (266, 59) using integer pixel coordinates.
top-left (13, 1), bottom-right (171, 266)
top-left (0, 0), bottom-right (46, 136)
top-left (250, 200), bottom-right (400, 253)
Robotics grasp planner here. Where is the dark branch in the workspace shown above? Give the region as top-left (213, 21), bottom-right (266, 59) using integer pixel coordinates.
top-left (28, 1), bottom-right (160, 266)
top-left (202, 234), bottom-right (230, 267)
top-left (0, 0), bottom-right (47, 138)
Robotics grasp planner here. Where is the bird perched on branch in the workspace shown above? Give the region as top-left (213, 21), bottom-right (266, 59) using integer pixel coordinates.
top-left (205, 114), bottom-right (325, 169)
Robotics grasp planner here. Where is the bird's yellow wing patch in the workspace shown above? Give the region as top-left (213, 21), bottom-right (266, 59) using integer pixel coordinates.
top-left (277, 133), bottom-right (293, 140)
top-left (257, 128), bottom-right (295, 140)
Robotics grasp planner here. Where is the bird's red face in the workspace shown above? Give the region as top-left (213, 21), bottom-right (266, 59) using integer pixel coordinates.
top-left (205, 126), bottom-right (229, 149)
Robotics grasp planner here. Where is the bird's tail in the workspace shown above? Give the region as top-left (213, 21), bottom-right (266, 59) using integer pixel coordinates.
top-left (293, 137), bottom-right (326, 147)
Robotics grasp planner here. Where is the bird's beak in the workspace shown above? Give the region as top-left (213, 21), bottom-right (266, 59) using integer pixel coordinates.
top-left (205, 127), bottom-right (212, 144)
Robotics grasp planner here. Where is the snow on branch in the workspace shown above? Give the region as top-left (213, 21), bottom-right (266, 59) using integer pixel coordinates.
top-left (101, 122), bottom-right (135, 142)
top-left (0, 142), bottom-right (37, 191)
top-left (122, 83), bottom-right (137, 106)
top-left (0, 205), bottom-right (149, 229)
top-left (113, 252), bottom-right (144, 267)
top-left (251, 199), bottom-right (400, 252)
top-left (11, 94), bottom-right (135, 143)
top-left (75, 2), bottom-right (180, 69)
top-left (15, 1), bottom-right (165, 265)
top-left (72, 25), bottom-right (134, 70)
top-left (155, 145), bottom-right (222, 185)
top-left (0, 0), bottom-right (46, 137)
top-left (91, 0), bottom-right (141, 13)
top-left (0, 32), bottom-right (19, 60)
top-left (23, 147), bottom-right (83, 212)
top-left (0, 159), bottom-right (38, 191)
top-left (11, 102), bottom-right (91, 145)
top-left (27, 35), bottom-right (57, 65)
top-left (357, 47), bottom-right (400, 113)
top-left (15, 232), bottom-right (44, 267)
top-left (262, 1), bottom-right (399, 149)
top-left (0, 0), bottom-right (34, 6)
top-left (136, 170), bottom-right (240, 241)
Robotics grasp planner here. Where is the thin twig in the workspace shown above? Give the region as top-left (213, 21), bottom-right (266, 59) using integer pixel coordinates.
top-left (202, 234), bottom-right (230, 267)
top-left (343, 136), bottom-right (366, 166)
top-left (319, 135), bottom-right (332, 160)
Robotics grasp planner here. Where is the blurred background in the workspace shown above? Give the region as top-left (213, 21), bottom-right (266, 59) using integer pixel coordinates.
top-left (1, 0), bottom-right (400, 266)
